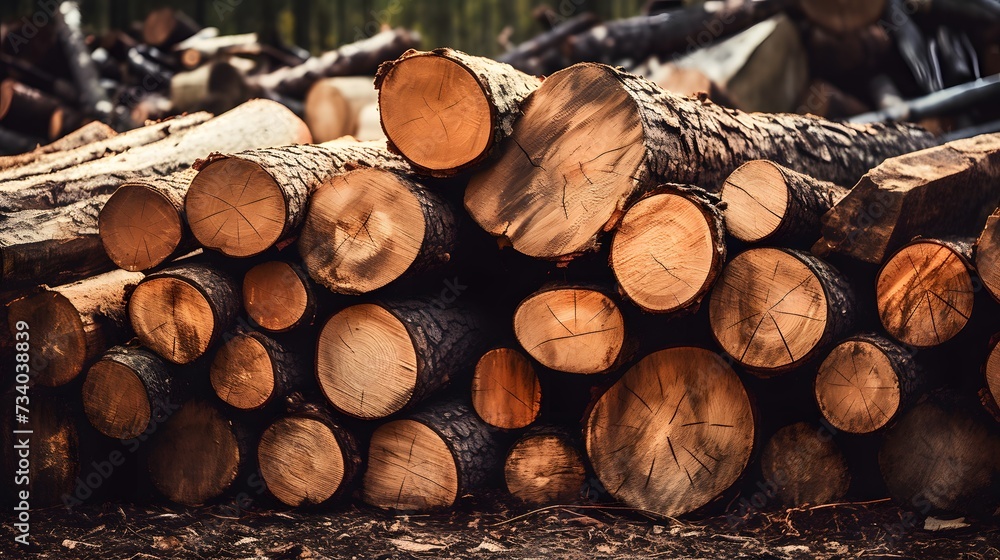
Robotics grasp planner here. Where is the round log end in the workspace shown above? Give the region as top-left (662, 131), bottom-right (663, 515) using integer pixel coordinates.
top-left (760, 422), bottom-right (851, 507)
top-left (210, 333), bottom-right (276, 410)
top-left (471, 347), bottom-right (541, 429)
top-left (258, 416), bottom-right (347, 507)
top-left (720, 160), bottom-right (788, 243)
top-left (363, 419), bottom-right (458, 510)
top-left (100, 184), bottom-right (184, 272)
top-left (505, 433), bottom-right (587, 505)
top-left (815, 339), bottom-right (902, 434)
top-left (243, 261), bottom-right (312, 332)
top-left (304, 79), bottom-right (354, 142)
top-left (82, 359), bottom-right (152, 439)
top-left (6, 292), bottom-right (87, 387)
top-left (129, 277), bottom-right (216, 364)
top-left (985, 337), bottom-right (1000, 410)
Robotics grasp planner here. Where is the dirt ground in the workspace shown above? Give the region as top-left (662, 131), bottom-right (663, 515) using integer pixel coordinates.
top-left (0, 493), bottom-right (997, 559)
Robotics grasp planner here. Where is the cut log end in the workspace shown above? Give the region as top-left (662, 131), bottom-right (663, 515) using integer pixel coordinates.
top-left (816, 339), bottom-right (902, 434)
top-left (363, 419), bottom-right (458, 510)
top-left (82, 359), bottom-right (151, 439)
top-left (6, 292), bottom-right (88, 387)
top-left (611, 191), bottom-right (723, 313)
top-left (379, 54), bottom-right (493, 172)
top-left (985, 338), bottom-right (1000, 410)
top-left (760, 422), bottom-right (851, 507)
top-left (975, 210), bottom-right (1000, 303)
top-left (505, 432), bottom-right (587, 505)
top-left (258, 416), bottom-right (347, 507)
top-left (100, 184), bottom-right (183, 272)
top-left (243, 261), bottom-right (312, 332)
top-left (299, 169), bottom-right (426, 294)
top-left (721, 160), bottom-right (789, 243)
top-left (465, 64), bottom-right (645, 258)
top-left (471, 347), bottom-right (541, 429)
top-left (129, 277), bottom-right (216, 364)
top-left (210, 333), bottom-right (276, 410)
top-left (585, 347), bottom-right (755, 517)
top-left (316, 303), bottom-right (417, 419)
top-left (514, 287), bottom-right (625, 375)
top-left (186, 157), bottom-right (287, 258)
top-left (877, 240), bottom-right (974, 348)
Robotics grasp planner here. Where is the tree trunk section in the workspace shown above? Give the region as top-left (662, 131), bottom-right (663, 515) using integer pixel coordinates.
top-left (471, 346), bottom-right (541, 430)
top-left (505, 425), bottom-right (587, 505)
top-left (242, 261), bottom-right (320, 333)
top-left (0, 121), bottom-right (114, 170)
top-left (210, 328), bottom-right (306, 411)
top-left (760, 422), bottom-right (851, 507)
top-left (304, 76), bottom-right (379, 142)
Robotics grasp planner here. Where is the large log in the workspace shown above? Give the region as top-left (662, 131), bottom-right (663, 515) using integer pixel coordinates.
top-left (375, 49), bottom-right (542, 176)
top-left (585, 347), bottom-right (755, 517)
top-left (760, 422), bottom-right (851, 507)
top-left (210, 329), bottom-right (305, 411)
top-left (6, 268), bottom-right (144, 387)
top-left (709, 248), bottom-right (855, 375)
top-left (0, 121), bottom-right (115, 170)
top-left (471, 346), bottom-right (542, 430)
top-left (303, 76), bottom-right (379, 142)
top-left (815, 134), bottom-right (1000, 264)
top-left (186, 141), bottom-right (406, 258)
top-left (504, 426), bottom-right (588, 505)
top-left (0, 99), bottom-right (311, 212)
top-left (297, 168), bottom-right (457, 294)
top-left (464, 63), bottom-right (937, 260)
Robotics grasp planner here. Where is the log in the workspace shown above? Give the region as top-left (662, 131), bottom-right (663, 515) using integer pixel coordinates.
top-left (585, 347), bottom-right (755, 517)
top-left (879, 395), bottom-right (1000, 514)
top-left (375, 48), bottom-right (542, 176)
top-left (174, 32), bottom-right (259, 69)
top-left (851, 73), bottom-right (1000, 124)
top-left (82, 343), bottom-right (179, 439)
top-left (1, 393), bottom-right (79, 507)
top-left (464, 63), bottom-right (937, 260)
top-left (709, 248), bottom-right (855, 375)
top-left (297, 168), bottom-right (457, 294)
top-left (143, 7), bottom-right (200, 47)
top-left (186, 140), bottom-right (406, 258)
top-left (363, 399), bottom-right (502, 511)
top-left (471, 347), bottom-right (542, 430)
top-left (99, 169), bottom-right (198, 272)
top-left (815, 134), bottom-right (1000, 264)
top-left (565, 0), bottom-right (793, 64)
top-left (303, 76), bottom-right (379, 142)
top-left (984, 335), bottom-right (1000, 413)
top-left (759, 422), bottom-right (851, 507)
top-left (210, 329), bottom-right (305, 411)
top-left (975, 206), bottom-right (1000, 303)
top-left (54, 1), bottom-right (111, 123)
top-left (258, 404), bottom-right (361, 507)
top-left (128, 264), bottom-right (240, 364)
top-left (796, 80), bottom-right (870, 120)
top-left (876, 238), bottom-right (975, 348)
top-left (513, 285), bottom-right (629, 375)
top-left (496, 13), bottom-right (599, 76)
top-left (721, 160), bottom-right (849, 247)
top-left (249, 28), bottom-right (421, 98)
top-left (800, 0), bottom-right (888, 34)
top-left (0, 121), bottom-right (115, 170)
top-left (0, 79), bottom-right (63, 139)
top-left (242, 261), bottom-right (319, 332)
top-left (6, 268), bottom-right (144, 387)
top-left (609, 186), bottom-right (725, 314)
top-left (147, 399), bottom-right (250, 506)
top-left (316, 299), bottom-right (486, 419)
top-left (355, 102), bottom-right (385, 142)
top-left (815, 333), bottom-right (922, 434)
top-left (0, 99), bottom-right (312, 212)
top-left (504, 426), bottom-right (587, 505)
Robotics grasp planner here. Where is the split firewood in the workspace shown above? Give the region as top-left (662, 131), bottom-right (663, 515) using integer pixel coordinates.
top-left (99, 169), bottom-right (198, 272)
top-left (513, 285), bottom-right (630, 375)
top-left (210, 329), bottom-right (305, 411)
top-left (316, 299), bottom-right (486, 419)
top-left (800, 0), bottom-right (888, 34)
top-left (0, 121), bottom-right (115, 170)
top-left (304, 76), bottom-right (378, 142)
top-left (496, 13), bottom-right (599, 76)
top-left (258, 403), bottom-right (361, 507)
top-left (709, 248), bottom-right (855, 375)
top-left (815, 334), bottom-right (923, 435)
top-left (760, 422), bottom-right (851, 507)
top-left (876, 238), bottom-right (975, 348)
top-left (471, 346), bottom-right (542, 430)
top-left (376, 49), bottom-right (542, 176)
top-left (585, 347), bottom-right (755, 517)
top-left (465, 63), bottom-right (936, 260)
top-left (505, 426), bottom-right (587, 505)
top-left (242, 261), bottom-right (319, 333)
top-left (815, 134), bottom-right (1000, 264)
top-left (128, 263), bottom-right (240, 365)
top-left (0, 79), bottom-right (64, 139)
top-left (186, 141), bottom-right (405, 258)
top-left (297, 168), bottom-right (456, 294)
top-left (721, 160), bottom-right (848, 247)
top-left (610, 187), bottom-right (725, 314)
top-left (6, 268), bottom-right (144, 387)
top-left (82, 343), bottom-right (180, 439)
top-left (0, 99), bottom-right (311, 212)
top-left (363, 399), bottom-right (502, 511)
top-left (975, 206), bottom-right (1000, 303)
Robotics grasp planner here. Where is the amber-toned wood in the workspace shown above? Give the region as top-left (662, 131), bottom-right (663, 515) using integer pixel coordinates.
top-left (471, 347), bottom-right (541, 430)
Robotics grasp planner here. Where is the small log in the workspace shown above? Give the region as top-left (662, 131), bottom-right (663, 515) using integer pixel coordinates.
top-left (186, 141), bottom-right (405, 258)
top-left (304, 76), bottom-right (379, 142)
top-left (471, 347), bottom-right (542, 430)
top-left (816, 134), bottom-right (1000, 264)
top-left (0, 121), bottom-right (115, 170)
top-left (760, 422), bottom-right (851, 507)
top-left (210, 329), bottom-right (305, 411)
top-left (363, 399), bottom-right (502, 511)
top-left (709, 248), bottom-right (855, 375)
top-left (376, 48), bottom-right (542, 176)
top-left (0, 79), bottom-right (62, 139)
top-left (504, 426), bottom-right (587, 505)
top-left (610, 187), bottom-right (725, 314)
top-left (721, 160), bottom-right (849, 247)
top-left (143, 7), bottom-right (201, 47)
top-left (800, 0), bottom-right (888, 34)
top-left (496, 13), bottom-right (599, 76)
top-left (6, 268), bottom-right (144, 387)
top-left (975, 207), bottom-right (1000, 303)
top-left (99, 169), bottom-right (198, 272)
top-left (816, 333), bottom-right (922, 434)
top-left (298, 168), bottom-right (456, 294)
top-left (174, 32), bottom-right (259, 69)
top-left (585, 347), bottom-right (755, 517)
top-left (316, 299), bottom-right (486, 419)
top-left (129, 264), bottom-right (240, 364)
top-left (513, 285), bottom-right (629, 375)
top-left (465, 63), bottom-right (936, 260)
top-left (876, 238), bottom-right (975, 348)
top-left (258, 404), bottom-right (361, 507)
top-left (82, 343), bottom-right (179, 439)
top-left (242, 261), bottom-right (319, 332)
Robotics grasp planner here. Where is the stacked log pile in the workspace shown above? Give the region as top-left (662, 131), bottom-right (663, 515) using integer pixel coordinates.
top-left (5, 31), bottom-right (1000, 528)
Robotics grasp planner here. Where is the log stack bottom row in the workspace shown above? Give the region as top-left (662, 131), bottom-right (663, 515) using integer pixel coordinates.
top-left (6, 48), bottom-right (1000, 521)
